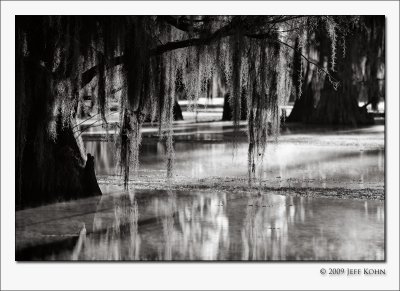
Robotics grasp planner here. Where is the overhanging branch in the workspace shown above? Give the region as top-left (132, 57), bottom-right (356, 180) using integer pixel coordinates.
top-left (80, 16), bottom-right (328, 89)
top-left (150, 16), bottom-right (242, 55)
top-left (246, 31), bottom-right (339, 85)
top-left (274, 38), bottom-right (339, 85)
top-left (157, 16), bottom-right (205, 33)
top-left (81, 55), bottom-right (124, 88)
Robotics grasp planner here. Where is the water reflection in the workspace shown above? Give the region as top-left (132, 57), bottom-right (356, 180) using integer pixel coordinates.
top-left (241, 195), bottom-right (288, 260)
top-left (150, 191), bottom-right (229, 260)
top-left (71, 190), bottom-right (141, 260)
top-left (61, 190), bottom-right (383, 261)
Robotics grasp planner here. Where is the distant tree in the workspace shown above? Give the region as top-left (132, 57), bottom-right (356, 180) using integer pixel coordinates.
top-left (287, 16), bottom-right (385, 125)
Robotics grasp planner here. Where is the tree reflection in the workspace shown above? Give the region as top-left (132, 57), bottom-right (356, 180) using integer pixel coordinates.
top-left (71, 189), bottom-right (141, 260)
top-left (153, 192), bottom-right (229, 260)
top-left (67, 190), bottom-right (383, 260)
top-left (241, 195), bottom-right (288, 260)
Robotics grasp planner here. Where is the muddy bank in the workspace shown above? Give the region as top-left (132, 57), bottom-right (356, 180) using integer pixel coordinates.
top-left (98, 176), bottom-right (385, 201)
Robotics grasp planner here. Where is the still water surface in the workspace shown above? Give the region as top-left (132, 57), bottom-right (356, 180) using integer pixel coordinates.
top-left (37, 124), bottom-right (384, 260)
top-left (84, 124), bottom-right (384, 189)
top-left (49, 188), bottom-right (384, 261)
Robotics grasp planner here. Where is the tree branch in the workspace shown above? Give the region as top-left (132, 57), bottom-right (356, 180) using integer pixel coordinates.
top-left (81, 55), bottom-right (124, 88)
top-left (150, 16), bottom-right (243, 55)
top-left (157, 16), bottom-right (204, 33)
top-left (79, 16), bottom-right (316, 88)
top-left (80, 18), bottom-right (242, 87)
top-left (246, 32), bottom-right (339, 84)
top-left (274, 38), bottom-right (339, 85)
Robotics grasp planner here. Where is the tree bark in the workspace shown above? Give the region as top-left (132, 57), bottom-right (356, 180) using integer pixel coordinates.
top-left (286, 82), bottom-right (314, 123)
top-left (173, 100), bottom-right (184, 121)
top-left (287, 23), bottom-right (375, 126)
top-left (16, 59), bottom-right (102, 209)
top-left (311, 75), bottom-right (373, 126)
top-left (221, 91), bottom-right (247, 121)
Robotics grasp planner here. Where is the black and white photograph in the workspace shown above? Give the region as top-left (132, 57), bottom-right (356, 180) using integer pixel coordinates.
top-left (1, 1), bottom-right (399, 290)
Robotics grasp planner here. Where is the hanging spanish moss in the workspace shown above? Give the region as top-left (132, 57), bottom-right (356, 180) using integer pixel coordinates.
top-left (16, 15), bottom-right (367, 207)
top-left (229, 31), bottom-right (244, 148)
top-left (287, 15), bottom-right (384, 125)
top-left (161, 52), bottom-right (177, 179)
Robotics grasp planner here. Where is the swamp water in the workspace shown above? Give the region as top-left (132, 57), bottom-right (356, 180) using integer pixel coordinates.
top-left (37, 188), bottom-right (384, 260)
top-left (16, 123), bottom-right (385, 260)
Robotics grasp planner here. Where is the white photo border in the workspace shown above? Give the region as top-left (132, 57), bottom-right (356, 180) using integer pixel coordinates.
top-left (1, 1), bottom-right (399, 290)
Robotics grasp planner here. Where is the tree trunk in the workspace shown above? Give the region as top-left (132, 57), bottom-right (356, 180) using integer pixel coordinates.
top-left (287, 23), bottom-right (375, 126)
top-left (286, 82), bottom-right (314, 123)
top-left (16, 60), bottom-right (102, 209)
top-left (173, 100), bottom-right (184, 121)
top-left (19, 117), bottom-right (102, 209)
top-left (365, 16), bottom-right (385, 109)
top-left (311, 76), bottom-right (373, 126)
top-left (145, 100), bottom-right (183, 122)
top-left (222, 91), bottom-right (247, 121)
top-left (311, 28), bottom-right (374, 126)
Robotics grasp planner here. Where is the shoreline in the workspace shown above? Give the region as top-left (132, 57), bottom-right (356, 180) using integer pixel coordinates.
top-left (97, 177), bottom-right (385, 201)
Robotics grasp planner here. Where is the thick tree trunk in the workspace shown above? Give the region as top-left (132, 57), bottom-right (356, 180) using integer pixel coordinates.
top-left (311, 78), bottom-right (373, 126)
top-left (288, 77), bottom-right (373, 126)
top-left (18, 116), bottom-right (102, 209)
top-left (16, 60), bottom-right (102, 209)
top-left (365, 16), bottom-right (385, 110)
top-left (287, 23), bottom-right (375, 126)
top-left (286, 82), bottom-right (314, 123)
top-left (310, 29), bottom-right (374, 126)
top-left (222, 91), bottom-right (247, 121)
